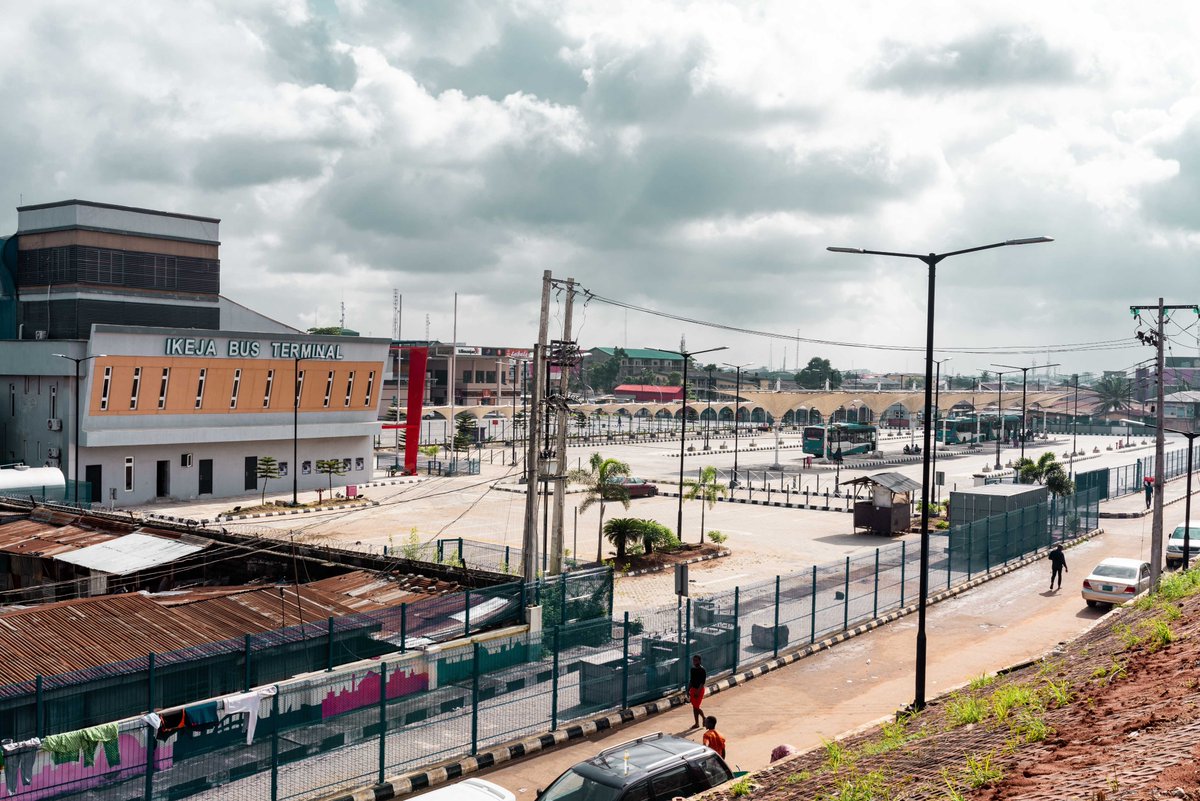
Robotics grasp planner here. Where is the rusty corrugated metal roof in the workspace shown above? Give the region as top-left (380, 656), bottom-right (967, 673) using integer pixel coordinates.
top-left (305, 570), bottom-right (458, 610)
top-left (0, 522), bottom-right (116, 557)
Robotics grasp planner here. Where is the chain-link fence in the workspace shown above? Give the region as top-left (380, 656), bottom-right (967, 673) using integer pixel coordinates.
top-left (0, 489), bottom-right (1098, 801)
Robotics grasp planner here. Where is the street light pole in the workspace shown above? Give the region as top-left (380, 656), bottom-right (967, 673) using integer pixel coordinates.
top-left (292, 356), bottom-right (312, 506)
top-left (990, 369), bottom-right (1016, 470)
top-left (723, 362), bottom-right (751, 489)
top-left (931, 358), bottom-right (951, 505)
top-left (53, 353), bottom-right (106, 506)
top-left (1071, 374), bottom-right (1080, 476)
top-left (828, 235), bottom-right (1053, 712)
top-left (993, 362), bottom-right (1061, 463)
top-left (665, 345), bottom-right (728, 543)
top-left (704, 365), bottom-right (715, 450)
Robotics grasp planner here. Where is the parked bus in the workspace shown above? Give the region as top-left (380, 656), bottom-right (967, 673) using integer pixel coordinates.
top-left (934, 414), bottom-right (1022, 443)
top-left (802, 423), bottom-right (878, 458)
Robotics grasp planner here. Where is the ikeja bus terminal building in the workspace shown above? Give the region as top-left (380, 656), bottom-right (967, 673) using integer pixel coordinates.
top-left (0, 199), bottom-right (389, 506)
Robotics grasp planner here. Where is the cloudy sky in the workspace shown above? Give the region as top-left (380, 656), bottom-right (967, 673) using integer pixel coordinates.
top-left (5, 0), bottom-right (1199, 379)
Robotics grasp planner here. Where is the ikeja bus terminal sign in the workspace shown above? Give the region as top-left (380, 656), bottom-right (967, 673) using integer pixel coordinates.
top-left (164, 337), bottom-right (345, 360)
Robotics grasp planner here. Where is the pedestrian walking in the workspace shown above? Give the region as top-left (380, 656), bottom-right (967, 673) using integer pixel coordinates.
top-left (1144, 477), bottom-right (1154, 509)
top-left (702, 716), bottom-right (726, 758)
top-left (687, 655), bottom-right (707, 728)
top-left (1049, 544), bottom-right (1068, 591)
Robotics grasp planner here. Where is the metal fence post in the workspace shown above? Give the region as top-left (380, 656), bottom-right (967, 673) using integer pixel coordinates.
top-left (551, 626), bottom-right (560, 730)
top-left (985, 516), bottom-right (992, 573)
top-left (732, 587), bottom-right (741, 672)
top-left (143, 718), bottom-right (157, 801)
top-left (872, 549), bottom-right (880, 618)
top-left (842, 556), bottom-right (850, 631)
top-left (773, 576), bottom-right (781, 657)
top-left (244, 634), bottom-right (252, 691)
top-left (35, 674), bottom-right (43, 738)
top-left (470, 642), bottom-right (481, 755)
top-left (560, 573), bottom-right (568, 620)
top-left (504, 545), bottom-right (511, 571)
top-left (458, 538), bottom-right (464, 564)
top-left (464, 587), bottom-right (472, 636)
top-left (946, 533), bottom-right (953, 590)
top-left (437, 540), bottom-right (444, 562)
top-left (622, 613), bottom-right (630, 709)
top-left (270, 690), bottom-right (280, 801)
top-left (146, 652), bottom-right (156, 712)
top-left (327, 616), bottom-right (335, 671)
top-left (967, 525), bottom-right (974, 578)
top-left (685, 598), bottom-right (693, 676)
top-left (809, 567), bottom-right (817, 643)
top-left (400, 604), bottom-right (408, 654)
top-left (378, 662), bottom-right (388, 784)
top-left (900, 541), bottom-right (907, 607)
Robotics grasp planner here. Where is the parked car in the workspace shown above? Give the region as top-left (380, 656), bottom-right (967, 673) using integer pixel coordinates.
top-left (1165, 520), bottom-right (1200, 568)
top-left (1081, 557), bottom-right (1151, 607)
top-left (538, 733), bottom-right (733, 801)
top-left (418, 779), bottom-right (516, 801)
top-left (607, 477), bottom-right (659, 498)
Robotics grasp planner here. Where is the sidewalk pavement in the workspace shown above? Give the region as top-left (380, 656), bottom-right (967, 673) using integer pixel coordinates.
top-left (1098, 472), bottom-right (1198, 518)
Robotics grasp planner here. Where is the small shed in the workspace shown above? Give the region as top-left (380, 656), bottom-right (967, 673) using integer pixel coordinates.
top-left (844, 472), bottom-right (921, 535)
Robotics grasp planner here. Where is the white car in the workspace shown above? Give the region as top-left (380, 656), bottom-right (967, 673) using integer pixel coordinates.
top-left (1081, 557), bottom-right (1151, 608)
top-left (415, 779), bottom-right (516, 801)
top-left (1165, 521), bottom-right (1200, 568)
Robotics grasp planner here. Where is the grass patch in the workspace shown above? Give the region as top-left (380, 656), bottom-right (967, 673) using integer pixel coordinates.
top-left (1153, 566), bottom-right (1200, 602)
top-left (729, 777), bottom-right (754, 797)
top-left (964, 752), bottom-right (1004, 788)
top-left (860, 711), bottom-right (923, 756)
top-left (823, 739), bottom-right (852, 771)
top-left (1142, 618), bottom-right (1175, 652)
top-left (1042, 678), bottom-right (1074, 707)
top-left (1115, 622), bottom-right (1144, 650)
top-left (968, 673), bottom-right (996, 691)
top-left (945, 693), bottom-right (989, 726)
top-left (1010, 710), bottom-right (1052, 743)
top-left (819, 770), bottom-right (892, 801)
top-left (784, 771), bottom-right (810, 785)
top-left (990, 683), bottom-right (1039, 722)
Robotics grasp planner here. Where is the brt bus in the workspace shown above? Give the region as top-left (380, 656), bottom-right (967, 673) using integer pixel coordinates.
top-left (802, 423), bottom-right (878, 459)
top-left (934, 414), bottom-right (1022, 444)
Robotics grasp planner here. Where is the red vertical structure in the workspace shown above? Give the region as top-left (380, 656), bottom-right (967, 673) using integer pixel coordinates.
top-left (403, 346), bottom-right (428, 475)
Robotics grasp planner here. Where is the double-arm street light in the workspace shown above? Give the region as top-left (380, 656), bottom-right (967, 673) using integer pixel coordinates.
top-left (828, 236), bottom-right (1053, 712)
top-left (723, 362), bottom-right (752, 488)
top-left (988, 369), bottom-right (1018, 470)
top-left (665, 345), bottom-right (727, 543)
top-left (993, 362), bottom-right (1061, 463)
top-left (53, 353), bottom-right (107, 506)
top-left (1122, 419), bottom-right (1199, 570)
top-left (931, 357), bottom-right (951, 505)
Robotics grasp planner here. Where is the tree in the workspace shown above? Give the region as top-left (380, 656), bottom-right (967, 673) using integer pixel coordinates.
top-left (1014, 452), bottom-right (1075, 497)
top-left (316, 458), bottom-right (346, 495)
top-left (667, 370), bottom-right (682, 387)
top-left (795, 357), bottom-right (843, 390)
top-left (683, 465), bottom-right (727, 543)
top-left (306, 326), bottom-right (345, 335)
top-left (453, 412), bottom-right (477, 450)
top-left (587, 347), bottom-right (626, 393)
top-left (1092, 375), bottom-right (1133, 415)
top-left (570, 452), bottom-right (631, 562)
top-left (256, 456), bottom-right (280, 505)
top-left (602, 517), bottom-right (642, 561)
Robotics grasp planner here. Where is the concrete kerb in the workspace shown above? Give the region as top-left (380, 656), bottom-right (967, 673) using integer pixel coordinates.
top-left (314, 526), bottom-right (1105, 801)
top-left (1100, 489), bottom-right (1192, 519)
top-left (658, 487), bottom-right (853, 514)
top-left (206, 478), bottom-right (431, 521)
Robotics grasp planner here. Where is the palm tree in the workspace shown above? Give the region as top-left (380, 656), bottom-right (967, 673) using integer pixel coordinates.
top-left (683, 465), bottom-right (726, 543)
top-left (1015, 452), bottom-right (1075, 497)
top-left (603, 517), bottom-right (643, 561)
top-left (570, 452), bottom-right (631, 562)
top-left (1092, 375), bottom-right (1133, 415)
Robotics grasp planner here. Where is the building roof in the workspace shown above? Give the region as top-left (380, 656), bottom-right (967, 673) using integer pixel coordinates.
top-left (1164, 391), bottom-right (1200, 403)
top-left (614, 384), bottom-right (683, 397)
top-left (304, 570), bottom-right (458, 610)
top-left (844, 472), bottom-right (921, 494)
top-left (592, 347), bottom-right (683, 361)
top-left (54, 532), bottom-right (208, 575)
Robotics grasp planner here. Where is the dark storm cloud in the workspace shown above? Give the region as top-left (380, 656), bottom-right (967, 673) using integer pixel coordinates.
top-left (1141, 117), bottom-right (1200, 231)
top-left (868, 27), bottom-right (1080, 91)
top-left (191, 136), bottom-right (327, 190)
top-left (414, 14), bottom-right (587, 104)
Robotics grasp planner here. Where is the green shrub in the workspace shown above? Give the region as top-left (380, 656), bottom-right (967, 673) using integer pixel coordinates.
top-left (707, 530), bottom-right (728, 544)
top-left (945, 694), bottom-right (989, 726)
top-left (964, 752), bottom-right (1003, 788)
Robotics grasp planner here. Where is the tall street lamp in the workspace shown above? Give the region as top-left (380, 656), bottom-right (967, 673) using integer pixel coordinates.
top-left (931, 357), bottom-right (951, 505)
top-left (993, 362), bottom-right (1060, 463)
top-left (989, 369), bottom-right (1017, 470)
top-left (292, 356), bottom-right (313, 506)
top-left (723, 362), bottom-right (752, 488)
top-left (665, 345), bottom-right (728, 543)
top-left (53, 353), bottom-right (106, 506)
top-left (1071, 374), bottom-right (1080, 473)
top-left (704, 365), bottom-right (715, 450)
top-left (828, 235), bottom-right (1053, 712)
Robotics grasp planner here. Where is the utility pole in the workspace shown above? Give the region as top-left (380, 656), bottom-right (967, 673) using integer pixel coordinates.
top-left (549, 278), bottom-right (577, 575)
top-left (1130, 299), bottom-right (1200, 590)
top-left (522, 271), bottom-right (553, 584)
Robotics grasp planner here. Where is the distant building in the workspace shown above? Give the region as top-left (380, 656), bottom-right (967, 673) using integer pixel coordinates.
top-left (1135, 357), bottom-right (1200, 402)
top-left (1164, 390), bottom-right (1200, 423)
top-left (585, 347), bottom-right (683, 383)
top-left (613, 384), bottom-right (683, 403)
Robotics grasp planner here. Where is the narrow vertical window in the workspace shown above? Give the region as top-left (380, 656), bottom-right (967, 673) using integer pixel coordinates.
top-left (363, 371), bottom-right (375, 407)
top-left (100, 368), bottom-right (111, 411)
top-left (229, 368), bottom-right (241, 409)
top-left (323, 370), bottom-right (335, 408)
top-left (263, 369), bottom-right (274, 408)
top-left (8, 384), bottom-right (15, 416)
top-left (129, 368), bottom-right (142, 410)
top-left (157, 368), bottom-right (170, 410)
top-left (49, 385), bottom-right (57, 420)
top-left (194, 368), bottom-right (206, 409)
top-left (344, 371), bottom-right (356, 407)
top-left (295, 370), bottom-right (305, 407)
top-left (124, 457), bottom-right (134, 491)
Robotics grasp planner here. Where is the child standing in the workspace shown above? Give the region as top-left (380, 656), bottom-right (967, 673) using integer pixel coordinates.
top-left (702, 716), bottom-right (726, 758)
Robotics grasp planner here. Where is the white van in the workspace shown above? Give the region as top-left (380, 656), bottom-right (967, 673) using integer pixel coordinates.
top-left (415, 779), bottom-right (516, 801)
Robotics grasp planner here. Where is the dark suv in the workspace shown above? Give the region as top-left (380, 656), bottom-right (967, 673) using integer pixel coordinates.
top-left (538, 733), bottom-right (733, 801)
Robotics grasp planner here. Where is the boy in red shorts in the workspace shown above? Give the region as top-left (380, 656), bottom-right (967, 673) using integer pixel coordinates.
top-left (687, 655), bottom-right (707, 728)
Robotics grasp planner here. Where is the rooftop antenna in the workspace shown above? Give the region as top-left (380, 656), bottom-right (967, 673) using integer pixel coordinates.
top-left (339, 300), bottom-right (345, 335)
top-left (393, 289), bottom-right (401, 341)
top-left (425, 313), bottom-right (430, 342)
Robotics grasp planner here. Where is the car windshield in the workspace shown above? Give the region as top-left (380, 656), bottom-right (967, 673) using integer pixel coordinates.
top-left (540, 770), bottom-right (621, 801)
top-left (1170, 527), bottom-right (1200, 540)
top-left (1092, 564), bottom-right (1137, 580)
